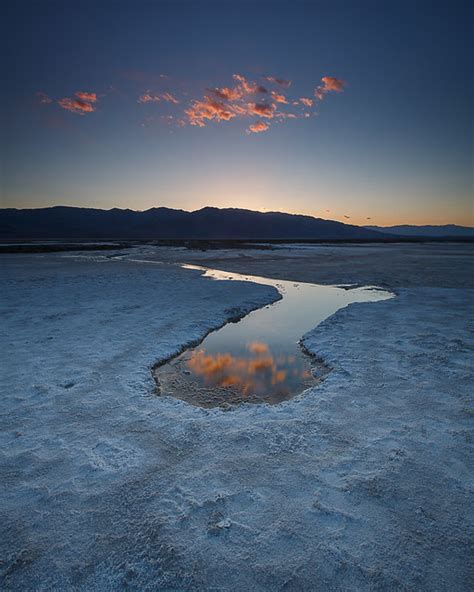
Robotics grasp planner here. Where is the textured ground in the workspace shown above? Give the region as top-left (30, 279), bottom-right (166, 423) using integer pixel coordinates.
top-left (1, 244), bottom-right (473, 591)
top-left (147, 242), bottom-right (474, 288)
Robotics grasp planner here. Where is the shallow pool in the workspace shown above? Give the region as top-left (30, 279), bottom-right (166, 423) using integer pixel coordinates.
top-left (154, 265), bottom-right (392, 407)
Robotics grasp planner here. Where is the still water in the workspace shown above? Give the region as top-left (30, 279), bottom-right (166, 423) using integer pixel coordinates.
top-left (154, 265), bottom-right (392, 407)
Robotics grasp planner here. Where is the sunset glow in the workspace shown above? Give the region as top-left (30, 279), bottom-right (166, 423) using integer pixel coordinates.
top-left (2, 4), bottom-right (471, 587)
top-left (2, 1), bottom-right (472, 226)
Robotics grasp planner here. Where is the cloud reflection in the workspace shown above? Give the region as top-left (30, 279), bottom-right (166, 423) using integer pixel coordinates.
top-left (186, 341), bottom-right (311, 397)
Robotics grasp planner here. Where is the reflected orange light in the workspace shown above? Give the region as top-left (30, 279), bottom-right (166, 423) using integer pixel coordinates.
top-left (247, 341), bottom-right (269, 354)
top-left (249, 357), bottom-right (275, 372)
top-left (272, 370), bottom-right (287, 384)
top-left (186, 344), bottom-right (304, 397)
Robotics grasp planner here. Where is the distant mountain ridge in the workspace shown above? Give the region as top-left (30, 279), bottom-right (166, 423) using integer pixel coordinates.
top-left (366, 224), bottom-right (474, 237)
top-left (1, 206), bottom-right (387, 240)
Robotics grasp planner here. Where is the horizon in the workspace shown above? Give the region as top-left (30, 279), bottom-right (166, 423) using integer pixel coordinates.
top-left (3, 1), bottom-right (473, 226)
top-left (1, 203), bottom-right (473, 228)
top-left (0, 204), bottom-right (474, 229)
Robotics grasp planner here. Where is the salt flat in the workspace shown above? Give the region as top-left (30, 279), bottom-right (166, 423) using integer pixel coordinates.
top-left (1, 244), bottom-right (473, 591)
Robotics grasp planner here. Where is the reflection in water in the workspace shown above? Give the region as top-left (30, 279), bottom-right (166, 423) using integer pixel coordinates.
top-left (186, 341), bottom-right (310, 398)
top-left (154, 265), bottom-right (393, 407)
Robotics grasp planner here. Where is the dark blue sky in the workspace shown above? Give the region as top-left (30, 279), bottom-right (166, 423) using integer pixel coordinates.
top-left (2, 0), bottom-right (472, 225)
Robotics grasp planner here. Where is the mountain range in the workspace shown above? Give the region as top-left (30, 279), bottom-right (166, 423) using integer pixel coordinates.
top-left (1, 206), bottom-right (472, 241)
top-left (0, 206), bottom-right (385, 240)
top-left (366, 224), bottom-right (474, 237)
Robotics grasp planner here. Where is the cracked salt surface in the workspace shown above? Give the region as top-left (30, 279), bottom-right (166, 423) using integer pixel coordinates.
top-left (1, 245), bottom-right (472, 591)
top-left (154, 264), bottom-right (392, 407)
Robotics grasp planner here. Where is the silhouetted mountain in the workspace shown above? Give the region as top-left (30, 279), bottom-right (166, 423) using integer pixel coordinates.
top-left (365, 224), bottom-right (474, 237)
top-left (1, 206), bottom-right (387, 240)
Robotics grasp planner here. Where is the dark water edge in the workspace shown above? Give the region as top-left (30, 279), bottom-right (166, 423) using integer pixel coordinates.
top-left (2, 236), bottom-right (473, 254)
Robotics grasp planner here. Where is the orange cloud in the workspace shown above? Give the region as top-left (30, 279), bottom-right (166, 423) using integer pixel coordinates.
top-left (247, 102), bottom-right (276, 118)
top-left (45, 72), bottom-right (346, 130)
top-left (138, 92), bottom-right (158, 103)
top-left (247, 121), bottom-right (270, 133)
top-left (321, 76), bottom-right (345, 92)
top-left (179, 74), bottom-right (278, 128)
top-left (265, 76), bottom-right (292, 88)
top-left (185, 96), bottom-right (238, 126)
top-left (207, 74), bottom-right (268, 101)
top-left (184, 78), bottom-right (277, 127)
top-left (179, 72), bottom-right (345, 133)
top-left (57, 90), bottom-right (98, 114)
top-left (315, 76), bottom-right (346, 100)
top-left (233, 73), bottom-right (258, 95)
top-left (271, 91), bottom-right (288, 104)
top-left (57, 97), bottom-right (96, 115)
top-left (75, 91), bottom-right (97, 103)
top-left (208, 86), bottom-right (243, 101)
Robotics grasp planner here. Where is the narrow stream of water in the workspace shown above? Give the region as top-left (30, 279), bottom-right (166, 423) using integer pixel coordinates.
top-left (154, 265), bottom-right (392, 407)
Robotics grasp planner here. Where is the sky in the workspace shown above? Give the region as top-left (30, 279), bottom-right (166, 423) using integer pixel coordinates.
top-left (2, 0), bottom-right (473, 226)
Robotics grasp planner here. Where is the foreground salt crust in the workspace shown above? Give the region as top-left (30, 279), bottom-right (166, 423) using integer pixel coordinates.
top-left (1, 247), bottom-right (473, 591)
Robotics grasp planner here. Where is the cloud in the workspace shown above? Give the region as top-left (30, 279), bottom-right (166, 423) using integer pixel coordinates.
top-left (49, 71), bottom-right (346, 131)
top-left (208, 86), bottom-right (243, 101)
top-left (58, 97), bottom-right (96, 115)
top-left (321, 76), bottom-right (345, 92)
top-left (315, 76), bottom-right (346, 100)
top-left (265, 76), bottom-right (292, 88)
top-left (182, 71), bottom-right (343, 132)
top-left (185, 96), bottom-right (238, 126)
top-left (161, 92), bottom-right (179, 104)
top-left (233, 73), bottom-right (258, 95)
top-left (247, 120), bottom-right (270, 133)
top-left (57, 90), bottom-right (98, 115)
top-left (247, 102), bottom-right (276, 118)
top-left (299, 97), bottom-right (313, 107)
top-left (37, 92), bottom-right (52, 104)
top-left (184, 72), bottom-right (278, 128)
top-left (271, 91), bottom-right (288, 104)
top-left (207, 75), bottom-right (268, 105)
top-left (75, 91), bottom-right (97, 103)
top-left (138, 92), bottom-right (158, 103)
top-left (138, 91), bottom-right (179, 104)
